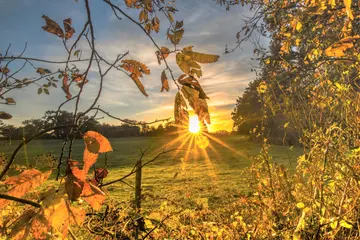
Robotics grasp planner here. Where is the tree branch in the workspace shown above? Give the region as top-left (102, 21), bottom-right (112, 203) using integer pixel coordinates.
top-left (0, 193), bottom-right (41, 208)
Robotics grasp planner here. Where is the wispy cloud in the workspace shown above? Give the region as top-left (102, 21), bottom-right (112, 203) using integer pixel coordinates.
top-left (1, 0), bottom-right (258, 131)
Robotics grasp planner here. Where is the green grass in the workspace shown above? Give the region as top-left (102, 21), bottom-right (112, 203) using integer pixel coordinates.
top-left (0, 135), bottom-right (302, 209)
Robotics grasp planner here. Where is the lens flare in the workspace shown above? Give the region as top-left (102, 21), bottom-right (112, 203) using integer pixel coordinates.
top-left (189, 115), bottom-right (201, 133)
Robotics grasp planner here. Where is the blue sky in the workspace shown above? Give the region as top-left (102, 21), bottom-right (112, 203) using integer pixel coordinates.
top-left (0, 0), bottom-right (260, 131)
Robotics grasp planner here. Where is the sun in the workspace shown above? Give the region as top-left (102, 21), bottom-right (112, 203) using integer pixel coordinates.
top-left (189, 115), bottom-right (201, 133)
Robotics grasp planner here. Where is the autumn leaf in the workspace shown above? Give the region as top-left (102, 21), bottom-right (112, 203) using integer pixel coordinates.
top-left (0, 111), bottom-right (12, 119)
top-left (61, 73), bottom-right (72, 99)
top-left (0, 169), bottom-right (51, 209)
top-left (81, 181), bottom-right (105, 211)
top-left (174, 92), bottom-right (188, 124)
top-left (181, 85), bottom-right (199, 112)
top-left (176, 53), bottom-right (201, 76)
top-left (198, 98), bottom-right (211, 124)
top-left (325, 42), bottom-right (354, 57)
top-left (181, 86), bottom-right (210, 124)
top-left (156, 47), bottom-right (170, 65)
top-left (7, 209), bottom-right (35, 240)
top-left (120, 59), bottom-right (150, 97)
top-left (36, 68), bottom-right (51, 75)
top-left (182, 51), bottom-right (220, 64)
top-left (0, 67), bottom-right (10, 74)
top-left (161, 70), bottom-right (169, 92)
top-left (152, 17), bottom-right (160, 33)
top-left (343, 0), bottom-right (354, 20)
top-left (177, 75), bottom-right (208, 99)
top-left (63, 18), bottom-right (75, 40)
top-left (168, 21), bottom-right (184, 45)
top-left (5, 97), bottom-right (16, 104)
top-left (42, 15), bottom-right (64, 38)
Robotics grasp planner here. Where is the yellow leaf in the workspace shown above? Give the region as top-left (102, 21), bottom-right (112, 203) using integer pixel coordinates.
top-left (296, 202), bottom-right (305, 209)
top-left (343, 0), bottom-right (354, 20)
top-left (296, 21), bottom-right (302, 31)
top-left (340, 220), bottom-right (353, 229)
top-left (330, 220), bottom-right (338, 229)
top-left (182, 51), bottom-right (220, 64)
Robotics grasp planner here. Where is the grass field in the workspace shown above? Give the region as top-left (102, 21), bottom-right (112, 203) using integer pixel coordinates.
top-left (0, 135), bottom-right (302, 210)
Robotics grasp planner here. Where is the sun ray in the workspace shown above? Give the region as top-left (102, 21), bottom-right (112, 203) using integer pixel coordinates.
top-left (171, 133), bottom-right (192, 158)
top-left (200, 147), bottom-right (218, 180)
top-left (202, 132), bottom-right (251, 160)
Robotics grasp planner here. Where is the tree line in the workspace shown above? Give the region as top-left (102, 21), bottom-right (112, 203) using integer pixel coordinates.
top-left (0, 110), bottom-right (180, 140)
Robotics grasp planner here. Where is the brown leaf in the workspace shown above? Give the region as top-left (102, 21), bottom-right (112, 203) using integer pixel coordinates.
top-left (62, 73), bottom-right (72, 99)
top-left (198, 99), bottom-right (211, 124)
top-left (152, 17), bottom-right (160, 33)
top-left (161, 70), bottom-right (169, 92)
top-left (174, 92), bottom-right (188, 125)
top-left (42, 15), bottom-right (64, 38)
top-left (0, 111), bottom-right (12, 119)
top-left (120, 60), bottom-right (151, 97)
top-left (177, 75), bottom-right (208, 99)
top-left (65, 165), bottom-right (85, 201)
top-left (0, 169), bottom-right (51, 209)
top-left (63, 18), bottom-right (75, 40)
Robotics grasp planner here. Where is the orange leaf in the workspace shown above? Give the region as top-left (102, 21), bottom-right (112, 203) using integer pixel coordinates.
top-left (161, 70), bottom-right (169, 92)
top-left (7, 209), bottom-right (36, 240)
top-left (83, 131), bottom-right (113, 154)
top-left (83, 148), bottom-right (99, 175)
top-left (63, 18), bottom-right (75, 40)
top-left (42, 15), bottom-right (64, 38)
top-left (81, 181), bottom-right (105, 210)
top-left (325, 43), bottom-right (354, 57)
top-left (65, 163), bottom-right (85, 201)
top-left (62, 73), bottom-right (72, 99)
top-left (0, 169), bottom-right (51, 209)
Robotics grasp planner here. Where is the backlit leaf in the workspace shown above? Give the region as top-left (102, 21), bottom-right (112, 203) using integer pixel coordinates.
top-left (0, 169), bottom-right (51, 209)
top-left (174, 92), bottom-right (188, 125)
top-left (325, 43), bottom-right (353, 57)
top-left (81, 181), bottom-right (105, 210)
top-left (83, 131), bottom-right (112, 153)
top-left (181, 85), bottom-right (199, 111)
top-left (182, 51), bottom-right (220, 64)
top-left (161, 70), bottom-right (169, 92)
top-left (41, 15), bottom-right (64, 38)
top-left (343, 0), bottom-right (354, 20)
top-left (120, 60), bottom-right (150, 97)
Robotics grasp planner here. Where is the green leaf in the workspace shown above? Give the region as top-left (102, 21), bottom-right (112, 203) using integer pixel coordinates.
top-left (74, 50), bottom-right (81, 58)
top-left (44, 88), bottom-right (50, 95)
top-left (38, 88), bottom-right (43, 94)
